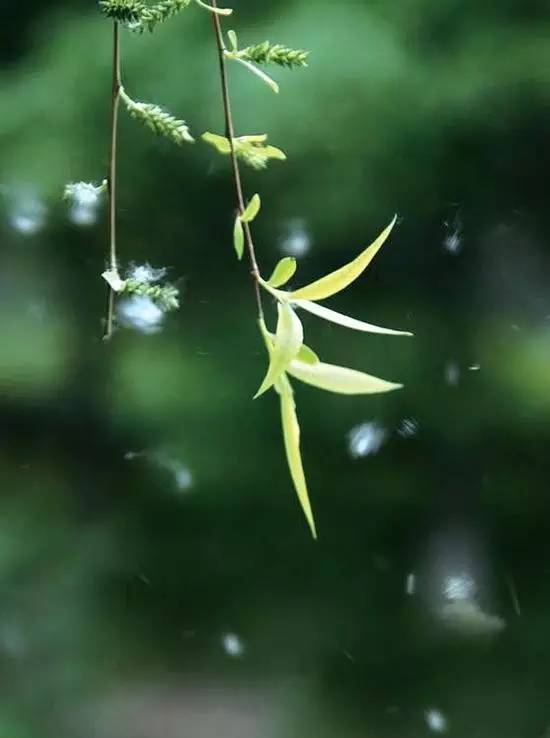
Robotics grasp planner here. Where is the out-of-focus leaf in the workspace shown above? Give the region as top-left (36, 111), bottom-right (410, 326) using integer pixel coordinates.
top-left (294, 299), bottom-right (412, 336)
top-left (287, 359), bottom-right (402, 395)
top-left (276, 375), bottom-right (317, 539)
top-left (268, 257), bottom-right (297, 288)
top-left (288, 216), bottom-right (397, 301)
top-left (238, 134), bottom-right (268, 144)
top-left (255, 302), bottom-right (303, 398)
top-left (241, 193), bottom-right (261, 223)
top-left (233, 216), bottom-right (244, 260)
top-left (102, 269), bottom-right (126, 292)
top-left (234, 137), bottom-right (286, 170)
top-left (227, 29), bottom-right (238, 51)
top-left (195, 0), bottom-right (233, 15)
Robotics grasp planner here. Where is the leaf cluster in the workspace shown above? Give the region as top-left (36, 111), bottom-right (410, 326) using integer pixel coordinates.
top-left (202, 132), bottom-right (286, 170)
top-left (254, 217), bottom-right (412, 537)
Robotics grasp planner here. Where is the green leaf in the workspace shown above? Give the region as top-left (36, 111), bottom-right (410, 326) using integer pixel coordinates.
top-left (226, 54), bottom-right (280, 93)
top-left (288, 216), bottom-right (397, 301)
top-left (227, 29), bottom-right (238, 51)
top-left (202, 131), bottom-right (231, 154)
top-left (287, 359), bottom-right (403, 395)
top-left (294, 299), bottom-right (413, 336)
top-left (296, 344), bottom-right (319, 364)
top-left (268, 257), bottom-right (297, 288)
top-left (233, 216), bottom-right (244, 260)
top-left (241, 193), bottom-right (261, 223)
top-left (255, 302), bottom-right (303, 398)
top-left (195, 0), bottom-right (233, 14)
top-left (276, 375), bottom-right (317, 539)
top-left (259, 323), bottom-right (318, 364)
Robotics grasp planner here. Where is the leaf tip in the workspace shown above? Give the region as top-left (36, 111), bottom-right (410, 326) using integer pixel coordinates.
top-left (388, 382), bottom-right (404, 391)
top-left (253, 382), bottom-right (270, 400)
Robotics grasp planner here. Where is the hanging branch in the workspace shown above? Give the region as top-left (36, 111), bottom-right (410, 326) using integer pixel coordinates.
top-left (105, 21), bottom-right (122, 340)
top-left (205, 2), bottom-right (411, 538)
top-left (209, 1), bottom-right (264, 320)
top-left (89, 0), bottom-right (195, 337)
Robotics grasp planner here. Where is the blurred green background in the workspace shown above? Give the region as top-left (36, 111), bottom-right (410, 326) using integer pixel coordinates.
top-left (1, 1), bottom-right (550, 736)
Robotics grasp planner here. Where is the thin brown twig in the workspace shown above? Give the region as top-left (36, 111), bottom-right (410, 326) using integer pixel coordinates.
top-left (210, 2), bottom-right (264, 320)
top-left (105, 21), bottom-right (122, 340)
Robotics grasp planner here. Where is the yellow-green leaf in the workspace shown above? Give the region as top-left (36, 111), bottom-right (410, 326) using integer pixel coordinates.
top-left (288, 216), bottom-right (397, 301)
top-left (296, 344), bottom-right (319, 364)
top-left (255, 302), bottom-right (303, 398)
top-left (277, 375), bottom-right (317, 539)
top-left (202, 131), bottom-right (231, 154)
top-left (287, 359), bottom-right (402, 395)
top-left (263, 145), bottom-right (286, 161)
top-left (268, 257), bottom-right (297, 288)
top-left (260, 325), bottom-right (318, 365)
top-left (294, 299), bottom-right (413, 336)
top-left (241, 193), bottom-right (261, 223)
top-left (237, 134), bottom-right (268, 144)
top-left (233, 216), bottom-right (244, 260)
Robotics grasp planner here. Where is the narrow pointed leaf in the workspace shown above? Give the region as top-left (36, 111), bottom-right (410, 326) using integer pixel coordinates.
top-left (241, 193), bottom-right (261, 223)
top-left (233, 216), bottom-right (244, 260)
top-left (228, 55), bottom-right (280, 93)
top-left (288, 216), bottom-right (397, 301)
top-left (268, 257), bottom-right (297, 288)
top-left (277, 376), bottom-right (317, 539)
top-left (255, 302), bottom-right (303, 398)
top-left (258, 317), bottom-right (273, 352)
top-left (294, 299), bottom-right (413, 336)
top-left (287, 359), bottom-right (403, 395)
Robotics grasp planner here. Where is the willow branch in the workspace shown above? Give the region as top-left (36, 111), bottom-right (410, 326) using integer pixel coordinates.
top-left (209, 2), bottom-right (264, 320)
top-left (105, 21), bottom-right (122, 340)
